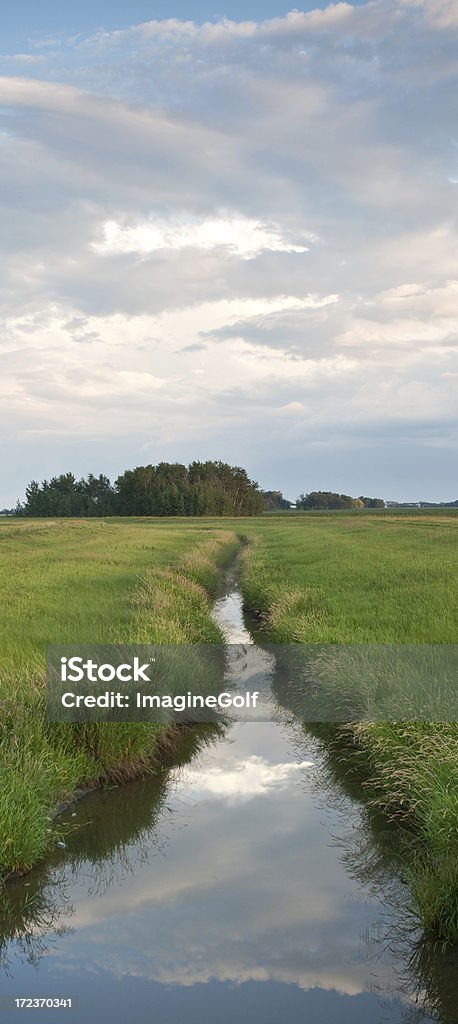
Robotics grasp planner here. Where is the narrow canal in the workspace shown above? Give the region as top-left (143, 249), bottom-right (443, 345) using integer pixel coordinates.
top-left (0, 571), bottom-right (456, 1022)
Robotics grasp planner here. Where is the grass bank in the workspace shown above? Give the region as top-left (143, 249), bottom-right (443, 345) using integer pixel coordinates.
top-left (0, 519), bottom-right (239, 878)
top-left (238, 513), bottom-right (458, 945)
top-left (2, 511), bottom-right (457, 942)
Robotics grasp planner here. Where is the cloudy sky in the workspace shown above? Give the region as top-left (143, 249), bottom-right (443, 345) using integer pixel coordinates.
top-left (1, 0), bottom-right (457, 506)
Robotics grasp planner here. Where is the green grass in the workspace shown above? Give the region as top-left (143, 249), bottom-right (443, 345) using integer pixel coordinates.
top-left (0, 518), bottom-right (239, 876)
top-left (237, 512), bottom-right (458, 945)
top-left (1, 518), bottom-right (237, 674)
top-left (239, 513), bottom-right (457, 642)
top-left (2, 510), bottom-right (458, 944)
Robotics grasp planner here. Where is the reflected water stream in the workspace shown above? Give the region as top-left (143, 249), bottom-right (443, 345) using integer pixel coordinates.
top-left (0, 569), bottom-right (456, 1022)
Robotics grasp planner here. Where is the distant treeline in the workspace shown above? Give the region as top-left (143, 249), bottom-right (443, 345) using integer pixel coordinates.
top-left (262, 491), bottom-right (293, 511)
top-left (387, 500), bottom-right (458, 509)
top-left (298, 491), bottom-right (385, 510)
top-left (14, 471), bottom-right (455, 519)
top-left (264, 490), bottom-right (385, 510)
top-left (17, 462), bottom-right (265, 517)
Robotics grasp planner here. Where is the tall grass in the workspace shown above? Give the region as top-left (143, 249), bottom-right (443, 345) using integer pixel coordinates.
top-left (0, 520), bottom-right (238, 877)
top-left (348, 722), bottom-right (458, 944)
top-left (238, 514), bottom-right (458, 944)
top-left (239, 514), bottom-right (457, 642)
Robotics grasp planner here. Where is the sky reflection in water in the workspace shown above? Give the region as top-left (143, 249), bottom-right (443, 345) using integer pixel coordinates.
top-left (0, 720), bottom-right (440, 1024)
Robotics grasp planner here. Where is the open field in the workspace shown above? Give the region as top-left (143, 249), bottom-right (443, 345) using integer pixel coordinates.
top-left (1, 511), bottom-right (457, 943)
top-left (0, 518), bottom-right (238, 875)
top-left (239, 513), bottom-right (457, 642)
top-left (238, 513), bottom-right (458, 944)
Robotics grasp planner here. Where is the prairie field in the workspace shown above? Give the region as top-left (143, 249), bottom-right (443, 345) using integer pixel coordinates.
top-left (1, 510), bottom-right (457, 942)
top-left (239, 512), bottom-right (457, 643)
top-left (0, 518), bottom-right (238, 875)
top-left (238, 512), bottom-right (458, 943)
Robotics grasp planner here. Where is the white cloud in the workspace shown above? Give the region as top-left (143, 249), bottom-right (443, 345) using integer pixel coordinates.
top-left (178, 754), bottom-right (314, 802)
top-left (92, 214), bottom-right (310, 260)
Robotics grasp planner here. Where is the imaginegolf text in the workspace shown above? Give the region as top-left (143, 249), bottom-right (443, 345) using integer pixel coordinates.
top-left (60, 691), bottom-right (260, 710)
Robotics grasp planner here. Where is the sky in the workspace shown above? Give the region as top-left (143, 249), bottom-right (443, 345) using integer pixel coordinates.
top-left (1, 0), bottom-right (457, 505)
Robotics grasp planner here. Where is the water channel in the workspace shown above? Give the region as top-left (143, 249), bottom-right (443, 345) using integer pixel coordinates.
top-left (0, 570), bottom-right (456, 1022)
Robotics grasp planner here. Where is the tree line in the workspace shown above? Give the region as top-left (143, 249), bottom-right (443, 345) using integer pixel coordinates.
top-left (9, 481), bottom-right (457, 517)
top-left (297, 491), bottom-right (385, 510)
top-left (17, 462), bottom-right (265, 517)
top-left (264, 490), bottom-right (385, 510)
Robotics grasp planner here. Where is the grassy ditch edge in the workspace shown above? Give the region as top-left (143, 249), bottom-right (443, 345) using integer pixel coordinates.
top-left (0, 530), bottom-right (239, 882)
top-left (238, 536), bottom-right (458, 947)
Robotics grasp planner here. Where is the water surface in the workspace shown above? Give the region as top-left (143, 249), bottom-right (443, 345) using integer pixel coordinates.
top-left (1, 572), bottom-right (456, 1023)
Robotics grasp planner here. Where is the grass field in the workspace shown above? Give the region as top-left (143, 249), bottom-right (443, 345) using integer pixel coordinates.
top-left (238, 513), bottom-right (458, 944)
top-left (239, 513), bottom-right (457, 642)
top-left (1, 511), bottom-right (457, 944)
top-left (0, 518), bottom-right (238, 875)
